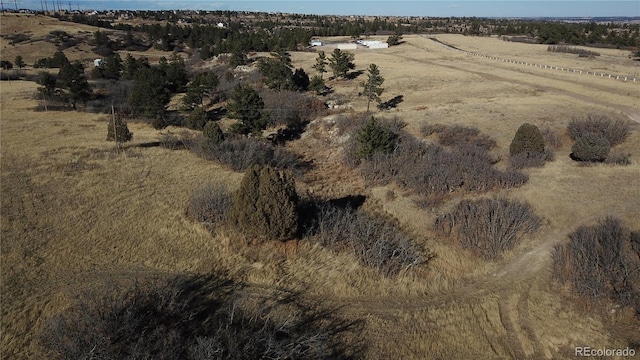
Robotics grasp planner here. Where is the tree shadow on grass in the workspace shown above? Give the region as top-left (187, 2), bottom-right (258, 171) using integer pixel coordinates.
top-left (378, 95), bottom-right (404, 110)
top-left (346, 69), bottom-right (365, 80)
top-left (41, 273), bottom-right (365, 360)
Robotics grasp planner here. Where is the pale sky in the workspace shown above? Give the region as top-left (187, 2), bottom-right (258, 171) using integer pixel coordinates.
top-left (15, 1), bottom-right (640, 17)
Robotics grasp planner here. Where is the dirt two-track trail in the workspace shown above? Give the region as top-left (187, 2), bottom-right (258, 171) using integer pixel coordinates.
top-left (307, 39), bottom-right (639, 359)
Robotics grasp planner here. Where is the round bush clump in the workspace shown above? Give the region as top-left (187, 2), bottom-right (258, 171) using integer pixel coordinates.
top-left (571, 132), bottom-right (610, 162)
top-left (509, 123), bottom-right (545, 156)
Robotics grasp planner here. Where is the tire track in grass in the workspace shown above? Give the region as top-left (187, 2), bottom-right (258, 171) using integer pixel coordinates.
top-left (498, 294), bottom-right (527, 359)
top-left (517, 284), bottom-right (545, 359)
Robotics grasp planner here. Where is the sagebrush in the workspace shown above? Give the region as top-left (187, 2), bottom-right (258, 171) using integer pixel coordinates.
top-left (40, 275), bottom-right (362, 360)
top-left (552, 216), bottom-right (640, 314)
top-left (435, 197), bottom-right (542, 259)
top-left (303, 201), bottom-right (430, 277)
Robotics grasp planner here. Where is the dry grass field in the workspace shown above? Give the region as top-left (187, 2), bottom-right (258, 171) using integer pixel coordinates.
top-left (2, 15), bottom-right (639, 359)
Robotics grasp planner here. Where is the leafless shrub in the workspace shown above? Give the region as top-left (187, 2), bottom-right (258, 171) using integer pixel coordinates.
top-left (187, 135), bottom-right (300, 172)
top-left (548, 45), bottom-right (600, 57)
top-left (335, 113), bottom-right (370, 137)
top-left (186, 183), bottom-right (232, 230)
top-left (86, 80), bottom-right (135, 114)
top-left (40, 275), bottom-right (362, 360)
top-left (435, 197), bottom-right (542, 260)
top-left (552, 217), bottom-right (640, 313)
top-left (260, 89), bottom-right (327, 127)
top-left (6, 33), bottom-right (31, 44)
top-left (0, 71), bottom-right (21, 81)
top-left (357, 134), bottom-right (527, 204)
top-left (432, 124), bottom-right (497, 150)
top-left (605, 151), bottom-right (632, 166)
top-left (567, 114), bottom-right (630, 146)
top-left (420, 122), bottom-right (447, 136)
top-left (509, 149), bottom-right (555, 169)
top-left (502, 36), bottom-right (538, 44)
top-left (541, 126), bottom-right (563, 149)
top-left (304, 202), bottom-right (430, 277)
top-left (159, 133), bottom-right (181, 149)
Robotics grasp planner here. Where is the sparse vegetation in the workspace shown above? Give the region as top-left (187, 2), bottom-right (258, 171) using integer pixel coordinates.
top-left (186, 183), bottom-right (232, 229)
top-left (2, 11), bottom-right (639, 360)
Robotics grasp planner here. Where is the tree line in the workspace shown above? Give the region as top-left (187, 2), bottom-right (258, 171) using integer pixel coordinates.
top-left (54, 11), bottom-right (639, 50)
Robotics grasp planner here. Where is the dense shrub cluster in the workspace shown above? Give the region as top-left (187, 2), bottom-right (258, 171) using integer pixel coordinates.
top-left (553, 217), bottom-right (640, 313)
top-left (349, 123), bottom-right (527, 205)
top-left (571, 132), bottom-right (611, 162)
top-left (567, 114), bottom-right (630, 146)
top-left (185, 135), bottom-right (300, 172)
top-left (509, 123), bottom-right (554, 169)
top-left (548, 45), bottom-right (600, 57)
top-left (40, 275), bottom-right (360, 360)
top-left (435, 197), bottom-right (542, 259)
top-left (229, 165), bottom-right (299, 242)
top-left (260, 89), bottom-right (327, 128)
top-left (304, 202), bottom-right (429, 277)
top-left (567, 114), bottom-right (631, 163)
top-left (422, 123), bottom-right (496, 150)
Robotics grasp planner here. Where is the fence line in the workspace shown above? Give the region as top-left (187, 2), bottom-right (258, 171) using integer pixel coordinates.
top-left (428, 37), bottom-right (637, 83)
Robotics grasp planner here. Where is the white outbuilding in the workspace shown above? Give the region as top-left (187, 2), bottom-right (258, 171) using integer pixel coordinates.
top-left (94, 59), bottom-right (103, 67)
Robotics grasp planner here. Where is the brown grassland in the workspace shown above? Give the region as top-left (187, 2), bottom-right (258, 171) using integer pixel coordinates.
top-left (2, 14), bottom-right (639, 359)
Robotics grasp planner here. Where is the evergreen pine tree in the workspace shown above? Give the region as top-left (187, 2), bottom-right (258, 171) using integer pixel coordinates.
top-left (229, 165), bottom-right (298, 241)
top-left (509, 123), bottom-right (545, 156)
top-left (356, 117), bottom-right (397, 159)
top-left (361, 63), bottom-right (384, 112)
top-left (107, 113), bottom-right (133, 145)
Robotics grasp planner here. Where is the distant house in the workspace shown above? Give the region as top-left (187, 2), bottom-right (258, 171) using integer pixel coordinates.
top-left (217, 22), bottom-right (226, 28)
top-left (94, 59), bottom-right (103, 67)
top-left (337, 43), bottom-right (357, 50)
top-left (357, 40), bottom-right (389, 49)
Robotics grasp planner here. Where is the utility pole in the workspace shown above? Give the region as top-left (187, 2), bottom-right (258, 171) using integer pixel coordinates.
top-left (13, 0), bottom-right (17, 11)
top-left (112, 105), bottom-right (119, 154)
